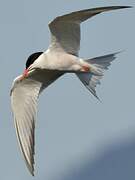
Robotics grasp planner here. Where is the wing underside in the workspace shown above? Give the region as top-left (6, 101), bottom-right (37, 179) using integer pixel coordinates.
top-left (11, 70), bottom-right (63, 175)
top-left (49, 6), bottom-right (131, 55)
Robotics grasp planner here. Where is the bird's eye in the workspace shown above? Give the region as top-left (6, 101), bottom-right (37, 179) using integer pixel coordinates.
top-left (26, 52), bottom-right (43, 69)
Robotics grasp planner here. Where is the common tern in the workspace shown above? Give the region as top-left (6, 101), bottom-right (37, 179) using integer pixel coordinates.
top-left (10, 6), bottom-right (131, 175)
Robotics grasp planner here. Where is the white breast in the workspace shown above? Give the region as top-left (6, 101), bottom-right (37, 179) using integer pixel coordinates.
top-left (30, 50), bottom-right (81, 71)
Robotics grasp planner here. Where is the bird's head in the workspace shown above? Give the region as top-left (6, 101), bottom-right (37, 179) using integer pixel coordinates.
top-left (26, 52), bottom-right (43, 69)
top-left (20, 52), bottom-right (43, 80)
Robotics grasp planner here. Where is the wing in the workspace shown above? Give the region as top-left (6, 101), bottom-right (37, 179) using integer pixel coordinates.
top-left (49, 6), bottom-right (131, 56)
top-left (11, 78), bottom-right (41, 176)
top-left (11, 70), bottom-right (62, 175)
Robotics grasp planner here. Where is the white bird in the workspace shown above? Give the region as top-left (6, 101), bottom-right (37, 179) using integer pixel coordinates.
top-left (10, 6), bottom-right (131, 176)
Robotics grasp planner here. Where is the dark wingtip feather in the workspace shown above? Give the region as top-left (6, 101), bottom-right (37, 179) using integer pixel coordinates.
top-left (116, 6), bottom-right (133, 9)
top-left (90, 5), bottom-right (133, 12)
top-left (28, 164), bottom-right (34, 176)
top-left (31, 171), bottom-right (34, 176)
top-left (106, 6), bottom-right (133, 10)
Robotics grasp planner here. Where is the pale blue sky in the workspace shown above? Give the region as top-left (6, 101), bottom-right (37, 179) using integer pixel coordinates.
top-left (0, 0), bottom-right (135, 179)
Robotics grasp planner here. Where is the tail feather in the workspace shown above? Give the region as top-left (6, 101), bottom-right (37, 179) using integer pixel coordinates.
top-left (86, 52), bottom-right (119, 69)
top-left (76, 52), bottom-right (119, 100)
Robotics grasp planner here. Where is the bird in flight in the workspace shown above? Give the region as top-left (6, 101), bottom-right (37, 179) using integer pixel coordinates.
top-left (10, 6), bottom-right (131, 176)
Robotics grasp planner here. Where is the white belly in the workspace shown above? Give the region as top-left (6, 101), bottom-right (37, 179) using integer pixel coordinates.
top-left (31, 49), bottom-right (82, 71)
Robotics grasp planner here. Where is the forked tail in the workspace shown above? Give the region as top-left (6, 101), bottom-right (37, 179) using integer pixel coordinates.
top-left (76, 52), bottom-right (119, 100)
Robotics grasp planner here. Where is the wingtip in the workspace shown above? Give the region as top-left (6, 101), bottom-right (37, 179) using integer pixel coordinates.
top-left (29, 168), bottom-right (35, 176)
top-left (102, 5), bottom-right (133, 12)
top-left (26, 161), bottom-right (35, 176)
top-left (31, 172), bottom-right (35, 176)
top-left (118, 6), bottom-right (133, 9)
top-left (106, 6), bottom-right (133, 11)
top-left (30, 165), bottom-right (35, 176)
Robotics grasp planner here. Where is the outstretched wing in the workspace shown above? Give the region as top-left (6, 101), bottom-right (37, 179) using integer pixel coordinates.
top-left (49, 6), bottom-right (131, 55)
top-left (11, 78), bottom-right (41, 176)
top-left (11, 70), bottom-right (62, 175)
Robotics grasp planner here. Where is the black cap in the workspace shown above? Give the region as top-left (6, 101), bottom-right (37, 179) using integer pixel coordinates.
top-left (26, 52), bottom-right (43, 69)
